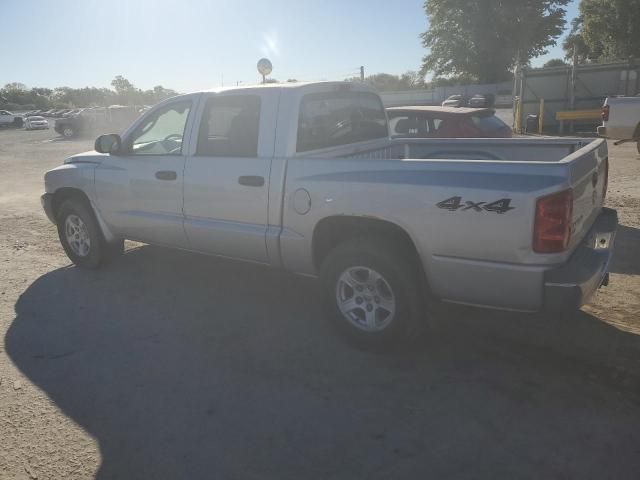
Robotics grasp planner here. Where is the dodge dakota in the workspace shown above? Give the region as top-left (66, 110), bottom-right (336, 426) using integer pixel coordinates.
top-left (42, 82), bottom-right (617, 346)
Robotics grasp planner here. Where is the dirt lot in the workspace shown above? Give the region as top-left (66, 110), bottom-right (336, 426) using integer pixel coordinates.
top-left (1, 126), bottom-right (639, 480)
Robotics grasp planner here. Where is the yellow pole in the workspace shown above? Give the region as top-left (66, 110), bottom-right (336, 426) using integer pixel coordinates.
top-left (538, 98), bottom-right (545, 135)
top-left (514, 98), bottom-right (521, 134)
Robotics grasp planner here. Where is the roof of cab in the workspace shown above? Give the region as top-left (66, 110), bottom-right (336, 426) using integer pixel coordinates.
top-left (201, 81), bottom-right (374, 94)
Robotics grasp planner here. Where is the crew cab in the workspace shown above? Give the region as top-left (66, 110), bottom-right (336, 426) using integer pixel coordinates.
top-left (0, 110), bottom-right (23, 128)
top-left (598, 96), bottom-right (640, 153)
top-left (42, 82), bottom-right (617, 347)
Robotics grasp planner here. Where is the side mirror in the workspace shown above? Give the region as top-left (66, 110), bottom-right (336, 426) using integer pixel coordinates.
top-left (95, 134), bottom-right (122, 155)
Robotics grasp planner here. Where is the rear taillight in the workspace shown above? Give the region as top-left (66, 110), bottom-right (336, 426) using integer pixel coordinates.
top-left (533, 189), bottom-right (573, 253)
top-left (602, 104), bottom-right (610, 122)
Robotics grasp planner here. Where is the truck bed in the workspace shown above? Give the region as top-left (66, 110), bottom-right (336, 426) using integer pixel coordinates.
top-left (341, 137), bottom-right (596, 163)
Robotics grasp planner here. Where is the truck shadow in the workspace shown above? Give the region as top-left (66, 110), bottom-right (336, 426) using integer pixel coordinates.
top-left (6, 246), bottom-right (640, 479)
top-left (610, 225), bottom-right (640, 276)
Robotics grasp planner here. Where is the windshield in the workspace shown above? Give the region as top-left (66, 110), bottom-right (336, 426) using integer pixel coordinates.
top-left (471, 113), bottom-right (508, 132)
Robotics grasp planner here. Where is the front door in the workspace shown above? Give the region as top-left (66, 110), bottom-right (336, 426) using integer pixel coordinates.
top-left (95, 99), bottom-right (196, 248)
top-left (183, 91), bottom-right (277, 263)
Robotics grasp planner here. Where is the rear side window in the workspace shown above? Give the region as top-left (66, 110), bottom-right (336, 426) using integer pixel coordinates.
top-left (197, 95), bottom-right (261, 158)
top-left (296, 91), bottom-right (388, 152)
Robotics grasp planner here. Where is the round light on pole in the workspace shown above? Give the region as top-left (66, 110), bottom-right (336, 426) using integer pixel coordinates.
top-left (257, 58), bottom-right (273, 83)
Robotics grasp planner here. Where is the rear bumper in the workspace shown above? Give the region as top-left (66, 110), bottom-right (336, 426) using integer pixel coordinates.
top-left (543, 207), bottom-right (618, 310)
top-left (41, 193), bottom-right (56, 224)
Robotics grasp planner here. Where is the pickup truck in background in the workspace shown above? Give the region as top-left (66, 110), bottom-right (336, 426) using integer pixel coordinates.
top-left (42, 82), bottom-right (617, 347)
top-left (0, 110), bottom-right (23, 128)
top-left (54, 105), bottom-right (142, 138)
top-left (598, 96), bottom-right (640, 153)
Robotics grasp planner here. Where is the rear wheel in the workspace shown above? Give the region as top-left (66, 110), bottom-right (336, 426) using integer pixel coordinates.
top-left (62, 126), bottom-right (75, 138)
top-left (320, 238), bottom-right (424, 349)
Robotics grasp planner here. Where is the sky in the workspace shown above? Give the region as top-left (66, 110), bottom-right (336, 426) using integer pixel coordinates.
top-left (1, 0), bottom-right (579, 92)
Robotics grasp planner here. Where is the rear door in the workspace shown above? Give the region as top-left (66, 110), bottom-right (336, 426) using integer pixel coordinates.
top-left (182, 90), bottom-right (278, 263)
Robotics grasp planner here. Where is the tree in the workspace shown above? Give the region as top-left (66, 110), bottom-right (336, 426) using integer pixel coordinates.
top-left (420, 0), bottom-right (571, 83)
top-left (543, 58), bottom-right (569, 67)
top-left (566, 0), bottom-right (640, 63)
top-left (110, 76), bottom-right (134, 95)
top-left (562, 16), bottom-right (594, 62)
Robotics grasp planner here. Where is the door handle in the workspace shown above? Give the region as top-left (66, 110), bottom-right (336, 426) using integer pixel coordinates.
top-left (155, 171), bottom-right (177, 181)
top-left (238, 175), bottom-right (265, 187)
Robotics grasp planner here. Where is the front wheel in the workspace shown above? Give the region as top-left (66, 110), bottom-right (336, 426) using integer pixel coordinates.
top-left (56, 200), bottom-right (110, 269)
top-left (320, 238), bottom-right (424, 349)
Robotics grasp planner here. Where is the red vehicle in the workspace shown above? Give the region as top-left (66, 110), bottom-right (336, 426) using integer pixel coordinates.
top-left (387, 106), bottom-right (513, 139)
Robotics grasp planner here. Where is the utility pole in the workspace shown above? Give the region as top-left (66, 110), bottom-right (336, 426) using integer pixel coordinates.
top-left (569, 46), bottom-right (578, 133)
top-left (360, 66), bottom-right (365, 82)
top-left (512, 50), bottom-right (520, 132)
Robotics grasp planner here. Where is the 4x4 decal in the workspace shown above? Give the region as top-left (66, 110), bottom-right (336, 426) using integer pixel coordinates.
top-left (436, 196), bottom-right (514, 214)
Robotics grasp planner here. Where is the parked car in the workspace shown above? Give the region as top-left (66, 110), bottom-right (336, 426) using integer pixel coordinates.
top-left (469, 94), bottom-right (487, 107)
top-left (42, 82), bottom-right (617, 347)
top-left (0, 110), bottom-right (23, 128)
top-left (62, 108), bottom-right (84, 117)
top-left (442, 94), bottom-right (464, 107)
top-left (24, 115), bottom-right (49, 130)
top-left (598, 96), bottom-right (640, 153)
top-left (387, 106), bottom-right (513, 138)
top-left (54, 105), bottom-right (141, 138)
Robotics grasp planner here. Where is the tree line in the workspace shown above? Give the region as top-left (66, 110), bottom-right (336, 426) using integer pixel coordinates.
top-left (420, 0), bottom-right (640, 83)
top-left (0, 76), bottom-right (178, 111)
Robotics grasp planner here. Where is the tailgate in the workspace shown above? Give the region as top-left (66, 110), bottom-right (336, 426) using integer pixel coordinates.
top-left (565, 138), bottom-right (609, 251)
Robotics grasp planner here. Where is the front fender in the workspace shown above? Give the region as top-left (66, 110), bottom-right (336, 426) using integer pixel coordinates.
top-left (43, 163), bottom-right (117, 243)
top-left (44, 163), bottom-right (96, 197)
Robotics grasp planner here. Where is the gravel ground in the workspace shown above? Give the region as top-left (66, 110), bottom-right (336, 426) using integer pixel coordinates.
top-left (1, 126), bottom-right (639, 480)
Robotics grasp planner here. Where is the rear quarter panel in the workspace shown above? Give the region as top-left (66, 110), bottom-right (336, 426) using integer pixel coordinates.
top-left (279, 157), bottom-right (568, 269)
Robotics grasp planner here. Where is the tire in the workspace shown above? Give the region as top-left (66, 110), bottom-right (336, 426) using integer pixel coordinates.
top-left (56, 199), bottom-right (110, 269)
top-left (320, 238), bottom-right (424, 349)
top-left (62, 126), bottom-right (75, 138)
top-left (636, 141), bottom-right (639, 155)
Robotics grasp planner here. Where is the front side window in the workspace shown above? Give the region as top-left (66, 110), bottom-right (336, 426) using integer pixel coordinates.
top-left (296, 91), bottom-right (388, 152)
top-left (197, 95), bottom-right (261, 158)
top-left (129, 101), bottom-right (192, 156)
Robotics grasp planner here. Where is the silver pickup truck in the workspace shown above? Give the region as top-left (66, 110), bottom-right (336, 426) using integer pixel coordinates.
top-left (42, 82), bottom-right (617, 347)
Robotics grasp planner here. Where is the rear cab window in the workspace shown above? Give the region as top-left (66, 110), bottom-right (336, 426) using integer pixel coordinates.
top-left (296, 91), bottom-right (388, 152)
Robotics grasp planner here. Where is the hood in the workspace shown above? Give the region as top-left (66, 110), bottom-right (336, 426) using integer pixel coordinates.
top-left (64, 151), bottom-right (108, 165)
